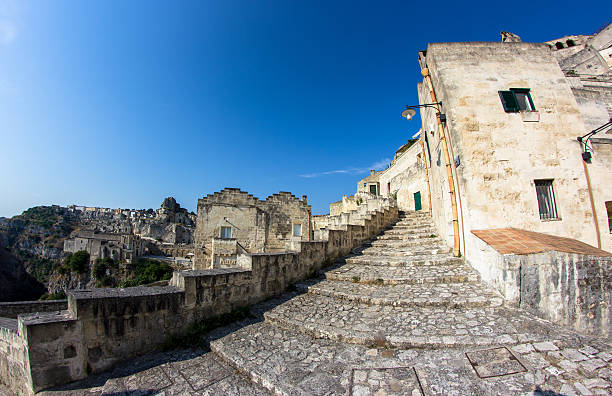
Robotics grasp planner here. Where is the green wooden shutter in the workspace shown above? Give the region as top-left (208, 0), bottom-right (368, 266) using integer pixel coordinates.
top-left (414, 191), bottom-right (422, 211)
top-left (499, 90), bottom-right (519, 112)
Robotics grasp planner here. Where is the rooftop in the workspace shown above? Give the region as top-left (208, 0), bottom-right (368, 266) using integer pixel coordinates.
top-left (472, 228), bottom-right (612, 256)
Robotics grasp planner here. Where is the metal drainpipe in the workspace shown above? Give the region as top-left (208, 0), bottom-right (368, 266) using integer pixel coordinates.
top-left (422, 68), bottom-right (461, 257)
top-left (419, 139), bottom-right (433, 217)
top-left (582, 160), bottom-right (602, 249)
top-left (443, 121), bottom-right (467, 257)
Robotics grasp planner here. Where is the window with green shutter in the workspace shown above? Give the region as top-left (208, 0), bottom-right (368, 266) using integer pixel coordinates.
top-left (499, 88), bottom-right (536, 113)
top-left (499, 90), bottom-right (519, 112)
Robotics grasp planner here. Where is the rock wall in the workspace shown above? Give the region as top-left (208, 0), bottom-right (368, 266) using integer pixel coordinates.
top-left (0, 323), bottom-right (28, 396)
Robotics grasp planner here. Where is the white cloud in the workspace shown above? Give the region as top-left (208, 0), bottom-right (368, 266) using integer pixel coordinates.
top-left (0, 20), bottom-right (17, 45)
top-left (299, 158), bottom-right (391, 178)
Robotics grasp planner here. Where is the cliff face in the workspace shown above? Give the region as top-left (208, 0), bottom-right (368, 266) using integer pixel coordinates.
top-left (0, 198), bottom-right (195, 301)
top-left (0, 241), bottom-right (46, 301)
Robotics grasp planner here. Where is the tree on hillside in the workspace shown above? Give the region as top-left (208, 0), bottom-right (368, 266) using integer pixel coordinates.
top-left (68, 251), bottom-right (90, 274)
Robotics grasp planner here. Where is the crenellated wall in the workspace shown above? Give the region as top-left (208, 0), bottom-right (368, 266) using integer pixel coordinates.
top-left (193, 189), bottom-right (312, 269)
top-left (0, 198), bottom-right (397, 395)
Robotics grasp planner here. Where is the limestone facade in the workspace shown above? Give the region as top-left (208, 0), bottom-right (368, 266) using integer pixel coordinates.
top-left (356, 170), bottom-right (381, 195)
top-left (63, 231), bottom-right (147, 263)
top-left (193, 189), bottom-right (312, 269)
top-left (412, 39), bottom-right (612, 266)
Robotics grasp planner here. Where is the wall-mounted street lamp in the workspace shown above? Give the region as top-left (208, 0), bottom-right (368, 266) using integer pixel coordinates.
top-left (577, 118), bottom-right (612, 162)
top-left (401, 102), bottom-right (447, 124)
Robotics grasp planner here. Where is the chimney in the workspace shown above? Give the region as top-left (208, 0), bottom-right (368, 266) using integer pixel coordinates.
top-left (370, 169), bottom-right (375, 176)
top-left (301, 195), bottom-right (307, 204)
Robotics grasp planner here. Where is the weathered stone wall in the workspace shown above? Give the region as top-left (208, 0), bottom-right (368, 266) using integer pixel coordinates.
top-left (377, 141), bottom-right (429, 212)
top-left (329, 192), bottom-right (374, 216)
top-left (0, 300), bottom-right (67, 319)
top-left (0, 199), bottom-right (397, 394)
top-left (0, 324), bottom-right (28, 396)
top-left (518, 252), bottom-right (612, 339)
top-left (193, 189), bottom-right (311, 269)
top-left (470, 235), bottom-right (612, 339)
top-left (420, 41), bottom-right (611, 260)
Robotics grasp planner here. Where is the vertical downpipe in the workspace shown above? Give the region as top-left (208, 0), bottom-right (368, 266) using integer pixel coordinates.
top-left (419, 139), bottom-right (433, 217)
top-left (422, 68), bottom-right (461, 257)
top-left (582, 160), bottom-right (601, 249)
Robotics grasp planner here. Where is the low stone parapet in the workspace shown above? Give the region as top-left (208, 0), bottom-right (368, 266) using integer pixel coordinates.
top-left (0, 300), bottom-right (68, 319)
top-left (0, 200), bottom-right (398, 394)
top-left (471, 228), bottom-right (612, 339)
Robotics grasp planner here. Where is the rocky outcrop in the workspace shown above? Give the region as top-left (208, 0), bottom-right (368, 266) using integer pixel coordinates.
top-left (0, 242), bottom-right (45, 301)
top-left (0, 198), bottom-right (196, 300)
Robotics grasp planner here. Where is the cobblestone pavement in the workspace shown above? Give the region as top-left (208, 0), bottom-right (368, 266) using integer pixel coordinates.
top-left (35, 348), bottom-right (271, 396)
top-left (9, 211), bottom-right (611, 395)
top-left (211, 211), bottom-right (612, 395)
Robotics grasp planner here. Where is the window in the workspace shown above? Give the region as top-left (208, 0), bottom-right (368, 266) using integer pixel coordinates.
top-left (292, 224), bottom-right (302, 237)
top-left (534, 180), bottom-right (559, 220)
top-left (499, 88), bottom-right (535, 113)
top-left (369, 184), bottom-right (377, 195)
top-left (220, 226), bottom-right (232, 239)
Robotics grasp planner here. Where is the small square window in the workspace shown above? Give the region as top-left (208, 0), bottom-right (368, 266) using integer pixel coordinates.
top-left (499, 88), bottom-right (536, 112)
top-left (293, 224), bottom-right (302, 237)
top-left (220, 226), bottom-right (232, 239)
top-left (534, 180), bottom-right (559, 220)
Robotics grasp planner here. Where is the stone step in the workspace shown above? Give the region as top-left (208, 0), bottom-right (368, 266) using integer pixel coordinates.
top-left (383, 225), bottom-right (436, 234)
top-left (324, 263), bottom-right (480, 285)
top-left (392, 221), bottom-right (435, 228)
top-left (262, 294), bottom-right (564, 349)
top-left (369, 238), bottom-right (446, 248)
top-left (357, 246), bottom-right (452, 256)
top-left (302, 280), bottom-right (504, 308)
top-left (345, 254), bottom-right (462, 267)
top-left (211, 320), bottom-right (594, 396)
top-left (375, 231), bottom-right (439, 240)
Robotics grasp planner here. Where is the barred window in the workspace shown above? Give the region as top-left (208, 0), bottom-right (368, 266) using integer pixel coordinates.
top-left (220, 226), bottom-right (232, 239)
top-left (534, 180), bottom-right (559, 220)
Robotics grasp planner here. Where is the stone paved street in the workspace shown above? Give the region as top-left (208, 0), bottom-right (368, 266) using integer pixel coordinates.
top-left (3, 211), bottom-right (611, 395)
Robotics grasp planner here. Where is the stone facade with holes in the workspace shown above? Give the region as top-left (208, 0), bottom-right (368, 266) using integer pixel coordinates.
top-left (193, 189), bottom-right (312, 270)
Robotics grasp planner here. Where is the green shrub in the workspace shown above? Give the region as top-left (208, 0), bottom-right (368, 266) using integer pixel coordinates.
top-left (67, 250), bottom-right (90, 273)
top-left (20, 206), bottom-right (64, 229)
top-left (120, 258), bottom-right (173, 287)
top-left (39, 291), bottom-right (66, 300)
top-left (93, 259), bottom-right (107, 280)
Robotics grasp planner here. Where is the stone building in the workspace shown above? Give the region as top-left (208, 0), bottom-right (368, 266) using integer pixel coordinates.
top-left (356, 169), bottom-right (381, 196)
top-left (63, 230), bottom-right (147, 263)
top-left (193, 188), bottom-right (312, 269)
top-left (368, 25), bottom-right (612, 263)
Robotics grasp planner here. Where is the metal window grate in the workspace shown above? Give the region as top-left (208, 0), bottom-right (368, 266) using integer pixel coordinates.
top-left (535, 180), bottom-right (558, 220)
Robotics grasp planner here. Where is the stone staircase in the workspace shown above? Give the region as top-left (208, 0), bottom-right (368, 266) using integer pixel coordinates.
top-left (209, 211), bottom-right (612, 395)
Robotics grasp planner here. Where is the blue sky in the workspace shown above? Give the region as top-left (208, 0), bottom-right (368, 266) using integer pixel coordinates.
top-left (1, 1), bottom-right (608, 216)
